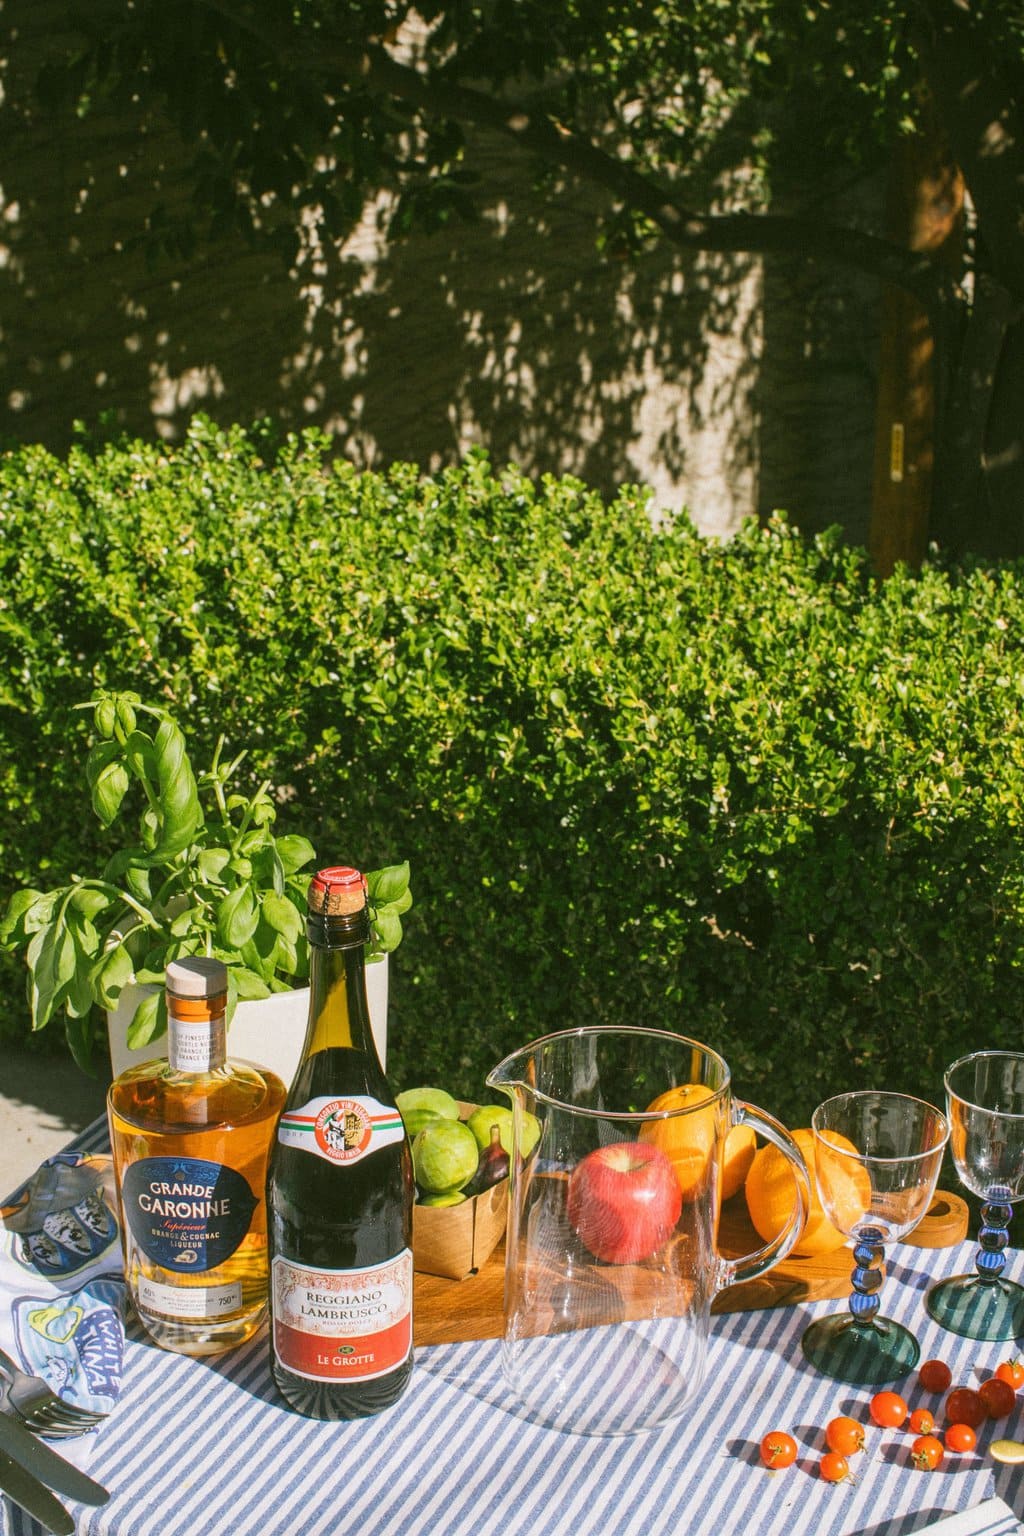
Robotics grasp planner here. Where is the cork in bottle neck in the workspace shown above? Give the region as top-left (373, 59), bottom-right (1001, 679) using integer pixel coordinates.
top-left (306, 865), bottom-right (370, 948)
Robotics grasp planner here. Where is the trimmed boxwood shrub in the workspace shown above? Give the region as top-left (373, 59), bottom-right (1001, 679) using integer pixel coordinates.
top-left (2, 416), bottom-right (1023, 1128)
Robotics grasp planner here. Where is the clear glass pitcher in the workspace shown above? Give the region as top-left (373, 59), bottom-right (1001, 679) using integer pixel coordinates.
top-left (486, 1026), bottom-right (809, 1435)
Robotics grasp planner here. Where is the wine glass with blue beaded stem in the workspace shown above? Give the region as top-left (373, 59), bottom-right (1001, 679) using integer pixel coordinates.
top-left (801, 1091), bottom-right (949, 1385)
top-left (926, 1051), bottom-right (1024, 1341)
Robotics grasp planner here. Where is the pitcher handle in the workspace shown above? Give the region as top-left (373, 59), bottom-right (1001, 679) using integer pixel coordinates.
top-left (717, 1103), bottom-right (810, 1289)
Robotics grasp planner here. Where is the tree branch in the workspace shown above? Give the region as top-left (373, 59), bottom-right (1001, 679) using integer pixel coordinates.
top-left (199, 0), bottom-right (951, 316)
top-left (911, 0), bottom-right (1024, 301)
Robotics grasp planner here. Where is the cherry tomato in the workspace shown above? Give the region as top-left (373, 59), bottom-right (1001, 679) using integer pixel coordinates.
top-left (918, 1358), bottom-right (953, 1394)
top-left (760, 1431), bottom-right (798, 1469)
top-left (945, 1423), bottom-right (978, 1454)
top-left (819, 1451), bottom-right (852, 1483)
top-left (870, 1390), bottom-right (909, 1428)
top-left (825, 1416), bottom-right (865, 1456)
top-left (980, 1377), bottom-right (1017, 1420)
top-left (995, 1358), bottom-right (1024, 1392)
top-left (945, 1387), bottom-right (987, 1430)
top-left (910, 1434), bottom-right (945, 1471)
top-left (910, 1407), bottom-right (936, 1435)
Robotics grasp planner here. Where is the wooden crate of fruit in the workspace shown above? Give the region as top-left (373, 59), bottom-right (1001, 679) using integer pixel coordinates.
top-left (402, 1092), bottom-right (529, 1281)
top-left (413, 1175), bottom-right (509, 1281)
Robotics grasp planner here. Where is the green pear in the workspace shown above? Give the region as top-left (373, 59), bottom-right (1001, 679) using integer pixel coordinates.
top-left (400, 1107), bottom-right (446, 1141)
top-left (417, 1190), bottom-right (468, 1207)
top-left (396, 1085), bottom-right (461, 1123)
top-left (412, 1119), bottom-right (481, 1194)
top-left (465, 1104), bottom-right (540, 1159)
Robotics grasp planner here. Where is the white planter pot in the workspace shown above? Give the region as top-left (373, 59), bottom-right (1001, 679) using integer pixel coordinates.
top-left (106, 954), bottom-right (389, 1086)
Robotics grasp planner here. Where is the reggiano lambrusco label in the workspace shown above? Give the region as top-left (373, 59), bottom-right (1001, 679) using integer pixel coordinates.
top-left (271, 1251), bottom-right (413, 1382)
top-left (276, 1095), bottom-right (405, 1164)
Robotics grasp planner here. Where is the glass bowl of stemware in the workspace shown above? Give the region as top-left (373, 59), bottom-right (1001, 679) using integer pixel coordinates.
top-left (800, 1090), bottom-right (949, 1385)
top-left (926, 1050), bottom-right (1024, 1341)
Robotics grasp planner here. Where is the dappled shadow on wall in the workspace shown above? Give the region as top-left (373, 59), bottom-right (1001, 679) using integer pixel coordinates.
top-left (0, 67), bottom-right (760, 538)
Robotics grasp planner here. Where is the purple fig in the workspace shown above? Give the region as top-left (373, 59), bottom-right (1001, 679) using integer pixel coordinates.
top-left (465, 1124), bottom-right (510, 1195)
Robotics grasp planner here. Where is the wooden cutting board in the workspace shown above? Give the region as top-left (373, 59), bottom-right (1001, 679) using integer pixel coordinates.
top-left (413, 1187), bottom-right (968, 1347)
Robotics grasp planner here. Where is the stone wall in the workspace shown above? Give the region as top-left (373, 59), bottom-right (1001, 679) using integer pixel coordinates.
top-left (0, 7), bottom-right (881, 545)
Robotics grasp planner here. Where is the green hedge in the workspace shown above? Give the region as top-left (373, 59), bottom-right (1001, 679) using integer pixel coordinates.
top-left (3, 417), bottom-right (1023, 1127)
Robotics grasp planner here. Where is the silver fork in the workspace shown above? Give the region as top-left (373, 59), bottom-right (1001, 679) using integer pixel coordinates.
top-left (0, 1347), bottom-right (108, 1436)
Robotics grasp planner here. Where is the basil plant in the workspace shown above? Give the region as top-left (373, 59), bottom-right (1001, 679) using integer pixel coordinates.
top-left (0, 691), bottom-right (412, 1071)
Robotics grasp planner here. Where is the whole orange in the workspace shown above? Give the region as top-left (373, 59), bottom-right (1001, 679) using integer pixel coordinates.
top-left (744, 1127), bottom-right (868, 1257)
top-left (639, 1084), bottom-right (720, 1201)
top-left (721, 1124), bottom-right (758, 1202)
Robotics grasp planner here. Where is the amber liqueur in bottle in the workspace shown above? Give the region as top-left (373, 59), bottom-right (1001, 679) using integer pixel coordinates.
top-left (107, 957), bottom-right (286, 1355)
top-left (267, 866), bottom-right (414, 1419)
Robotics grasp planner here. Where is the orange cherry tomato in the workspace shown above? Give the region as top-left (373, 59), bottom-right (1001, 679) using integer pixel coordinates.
top-left (870, 1391), bottom-right (909, 1428)
top-left (980, 1377), bottom-right (1017, 1419)
top-left (760, 1431), bottom-right (798, 1469)
top-left (910, 1434), bottom-right (945, 1471)
top-left (945, 1422), bottom-right (977, 1454)
top-left (945, 1387), bottom-right (986, 1430)
top-left (918, 1358), bottom-right (953, 1394)
top-left (825, 1416), bottom-right (865, 1456)
top-left (995, 1359), bottom-right (1024, 1392)
top-left (819, 1451), bottom-right (852, 1483)
top-left (909, 1407), bottom-right (936, 1436)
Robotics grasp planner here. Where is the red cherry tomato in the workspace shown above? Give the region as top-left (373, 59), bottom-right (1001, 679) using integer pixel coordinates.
top-left (909, 1407), bottom-right (936, 1435)
top-left (995, 1358), bottom-right (1024, 1392)
top-left (910, 1434), bottom-right (945, 1471)
top-left (870, 1390), bottom-right (909, 1428)
top-left (918, 1358), bottom-right (953, 1394)
top-left (825, 1416), bottom-right (865, 1456)
top-left (760, 1431), bottom-right (798, 1469)
top-left (945, 1387), bottom-right (986, 1430)
top-left (945, 1422), bottom-right (978, 1454)
top-left (980, 1377), bottom-right (1017, 1419)
top-left (819, 1451), bottom-right (852, 1483)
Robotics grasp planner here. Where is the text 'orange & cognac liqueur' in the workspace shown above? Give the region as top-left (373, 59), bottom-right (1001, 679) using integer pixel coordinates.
top-left (107, 956), bottom-right (287, 1356)
top-left (266, 865), bottom-right (414, 1418)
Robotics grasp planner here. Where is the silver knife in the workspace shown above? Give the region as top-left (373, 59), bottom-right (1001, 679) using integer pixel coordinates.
top-left (0, 1446), bottom-right (75, 1536)
top-left (0, 1408), bottom-right (109, 1505)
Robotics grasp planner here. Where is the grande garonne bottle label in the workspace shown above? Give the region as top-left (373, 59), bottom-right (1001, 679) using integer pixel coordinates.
top-left (271, 1251), bottom-right (413, 1382)
top-left (120, 1156), bottom-right (257, 1272)
top-left (276, 1096), bottom-right (405, 1164)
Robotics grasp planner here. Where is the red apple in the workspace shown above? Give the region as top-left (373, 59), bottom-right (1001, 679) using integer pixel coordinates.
top-left (566, 1140), bottom-right (683, 1264)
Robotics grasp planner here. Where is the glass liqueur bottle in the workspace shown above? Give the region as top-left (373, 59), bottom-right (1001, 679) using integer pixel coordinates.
top-left (107, 956), bottom-right (287, 1355)
top-left (266, 865), bottom-right (415, 1419)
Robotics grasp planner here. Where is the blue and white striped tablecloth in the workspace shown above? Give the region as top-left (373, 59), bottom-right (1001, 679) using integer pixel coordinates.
top-left (3, 1120), bottom-right (1023, 1536)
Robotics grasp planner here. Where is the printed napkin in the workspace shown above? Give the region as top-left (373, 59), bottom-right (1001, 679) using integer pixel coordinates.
top-left (0, 1151), bottom-right (127, 1421)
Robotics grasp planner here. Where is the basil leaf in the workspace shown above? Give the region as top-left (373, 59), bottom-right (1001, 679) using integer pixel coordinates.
top-left (366, 861), bottom-right (410, 905)
top-left (65, 1012), bottom-right (96, 1073)
top-left (126, 989), bottom-right (165, 1049)
top-left (275, 835), bottom-right (316, 874)
top-left (371, 909), bottom-right (403, 953)
top-left (92, 942), bottom-right (135, 1010)
top-left (90, 760), bottom-right (131, 828)
top-left (68, 886), bottom-right (113, 922)
top-left (0, 888), bottom-right (53, 946)
top-left (26, 920), bottom-right (75, 1029)
top-left (147, 718), bottom-right (203, 859)
top-left (229, 966), bottom-right (272, 1000)
top-left (122, 729), bottom-right (156, 782)
top-left (261, 892), bottom-right (303, 943)
top-left (197, 847), bottom-right (232, 884)
top-left (217, 885), bottom-right (259, 948)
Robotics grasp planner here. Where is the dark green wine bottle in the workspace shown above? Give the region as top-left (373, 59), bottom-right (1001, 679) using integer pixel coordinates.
top-left (266, 866), bottom-right (414, 1419)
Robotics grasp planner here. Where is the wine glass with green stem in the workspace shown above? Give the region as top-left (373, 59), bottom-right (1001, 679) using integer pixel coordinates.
top-left (801, 1090), bottom-right (949, 1385)
top-left (926, 1050), bottom-right (1024, 1341)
